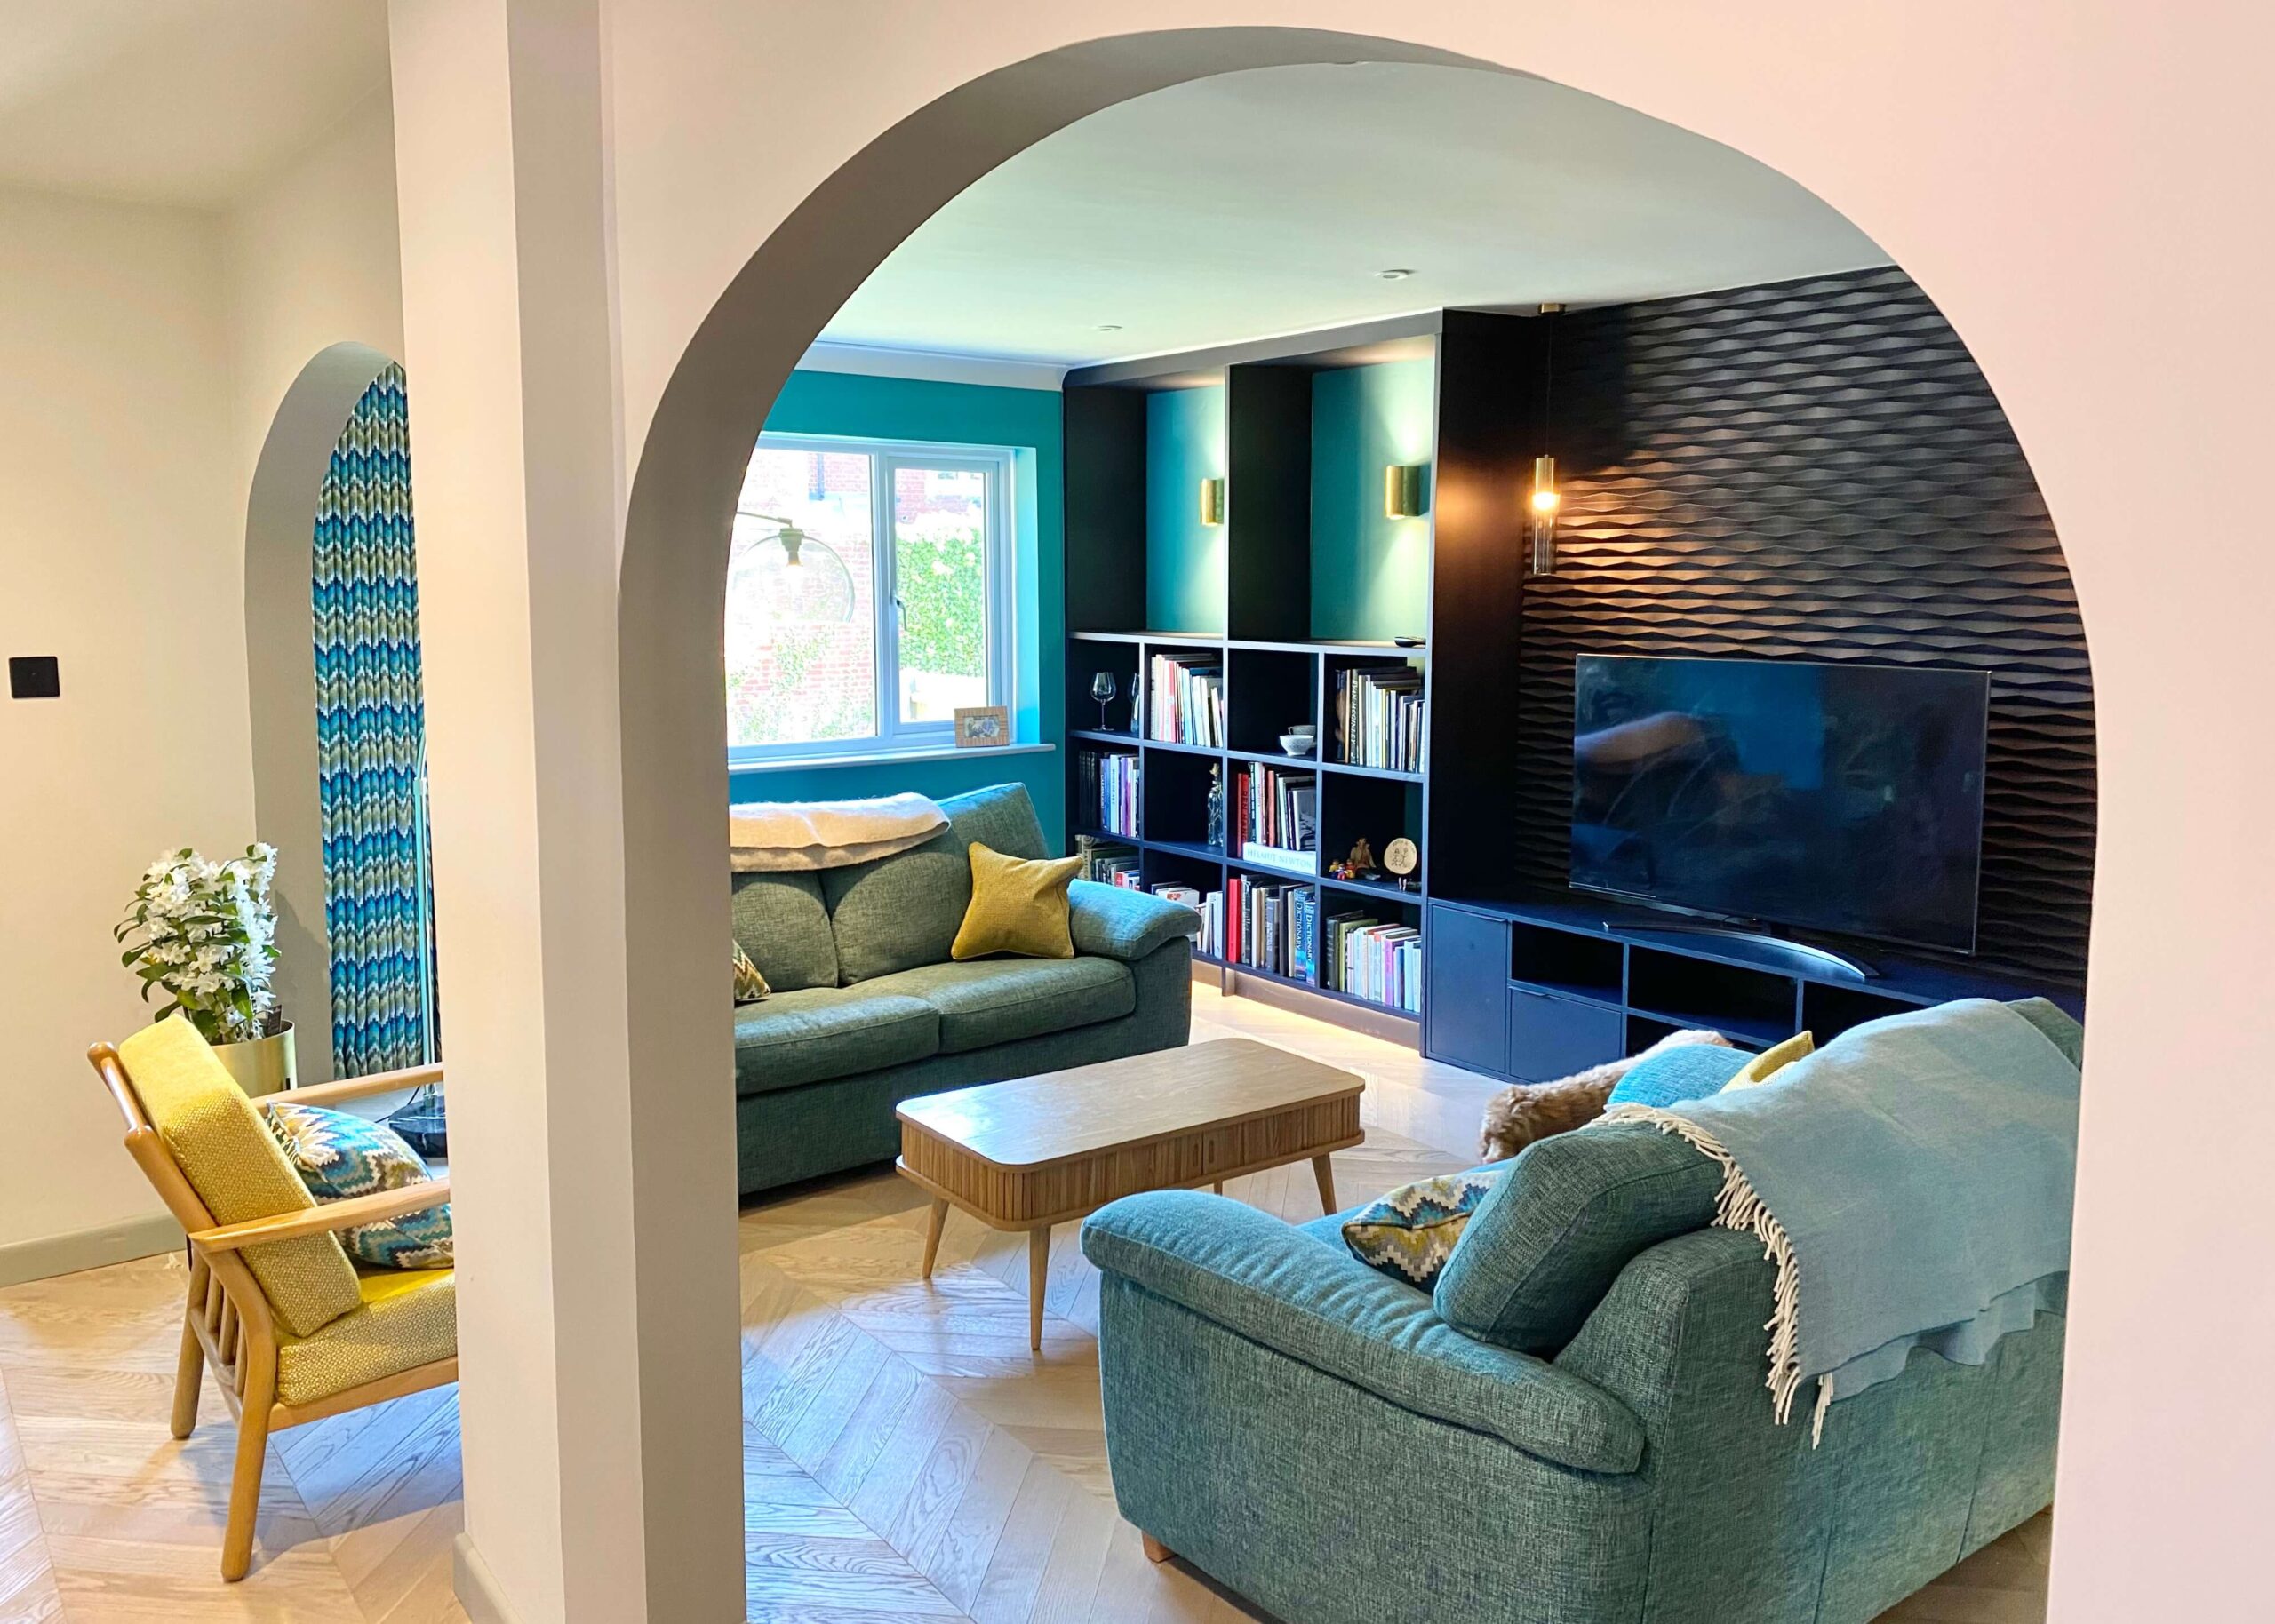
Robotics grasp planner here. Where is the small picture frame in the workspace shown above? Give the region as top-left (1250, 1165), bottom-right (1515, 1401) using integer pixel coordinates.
top-left (953, 705), bottom-right (1010, 748)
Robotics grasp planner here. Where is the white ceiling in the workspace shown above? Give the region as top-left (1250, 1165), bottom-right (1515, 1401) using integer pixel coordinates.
top-left (823, 63), bottom-right (1889, 369)
top-left (0, 0), bottom-right (389, 209)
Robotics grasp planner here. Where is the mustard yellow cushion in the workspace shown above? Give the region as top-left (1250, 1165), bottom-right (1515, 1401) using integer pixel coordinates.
top-left (118, 1015), bottom-right (360, 1337)
top-left (1725, 1030), bottom-right (1816, 1088)
top-left (950, 842), bottom-right (1083, 962)
top-left (275, 1265), bottom-right (457, 1407)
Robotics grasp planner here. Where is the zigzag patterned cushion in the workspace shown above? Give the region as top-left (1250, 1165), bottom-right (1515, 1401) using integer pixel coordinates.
top-left (732, 939), bottom-right (771, 1004)
top-left (266, 1102), bottom-right (452, 1270)
top-left (1341, 1168), bottom-right (1505, 1289)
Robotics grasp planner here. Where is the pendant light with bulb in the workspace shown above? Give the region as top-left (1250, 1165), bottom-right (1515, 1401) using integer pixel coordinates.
top-left (732, 510), bottom-right (857, 625)
top-left (1529, 304), bottom-right (1562, 577)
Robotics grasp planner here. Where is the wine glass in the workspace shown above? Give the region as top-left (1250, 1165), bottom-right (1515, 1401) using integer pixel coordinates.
top-left (1090, 671), bottom-right (1117, 731)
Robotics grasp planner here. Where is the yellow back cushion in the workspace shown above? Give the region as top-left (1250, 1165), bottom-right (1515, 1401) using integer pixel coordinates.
top-left (118, 1015), bottom-right (360, 1336)
top-left (1724, 1030), bottom-right (1816, 1089)
top-left (951, 842), bottom-right (1083, 961)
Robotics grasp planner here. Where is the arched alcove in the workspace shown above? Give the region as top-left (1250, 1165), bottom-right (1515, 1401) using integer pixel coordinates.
top-left (245, 341), bottom-right (437, 1087)
top-left (601, 28), bottom-right (2093, 1609)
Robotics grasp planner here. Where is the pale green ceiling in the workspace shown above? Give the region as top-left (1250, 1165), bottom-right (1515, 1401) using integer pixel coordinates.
top-left (825, 63), bottom-right (1888, 369)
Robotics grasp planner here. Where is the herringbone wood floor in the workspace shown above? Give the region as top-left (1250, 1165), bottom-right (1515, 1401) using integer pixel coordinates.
top-left (0, 986), bottom-right (2051, 1621)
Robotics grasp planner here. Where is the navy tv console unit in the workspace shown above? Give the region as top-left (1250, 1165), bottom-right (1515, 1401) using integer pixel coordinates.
top-left (1424, 894), bottom-right (2086, 1086)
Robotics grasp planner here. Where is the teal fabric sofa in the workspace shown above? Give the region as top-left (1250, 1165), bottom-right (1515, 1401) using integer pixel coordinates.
top-left (730, 783), bottom-right (1194, 1195)
top-left (1081, 1001), bottom-right (2077, 1624)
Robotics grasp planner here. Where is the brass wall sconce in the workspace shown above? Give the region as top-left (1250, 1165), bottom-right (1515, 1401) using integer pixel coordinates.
top-left (1529, 455), bottom-right (1560, 575)
top-left (1384, 464), bottom-right (1427, 519)
top-left (1199, 477), bottom-right (1225, 527)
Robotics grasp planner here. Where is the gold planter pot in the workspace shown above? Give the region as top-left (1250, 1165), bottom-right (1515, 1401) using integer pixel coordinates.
top-left (210, 1023), bottom-right (297, 1097)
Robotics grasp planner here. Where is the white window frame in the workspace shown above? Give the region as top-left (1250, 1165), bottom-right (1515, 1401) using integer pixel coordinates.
top-left (728, 433), bottom-right (1018, 767)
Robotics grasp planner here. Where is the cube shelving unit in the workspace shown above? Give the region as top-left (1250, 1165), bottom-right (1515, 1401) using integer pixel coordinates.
top-left (1061, 312), bottom-right (1544, 1040)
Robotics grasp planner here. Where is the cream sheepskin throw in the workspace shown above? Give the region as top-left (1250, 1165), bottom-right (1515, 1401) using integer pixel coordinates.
top-left (728, 792), bottom-right (947, 872)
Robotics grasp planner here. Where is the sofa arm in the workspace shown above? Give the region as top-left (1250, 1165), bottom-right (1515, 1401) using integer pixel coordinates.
top-left (1067, 879), bottom-right (1199, 962)
top-left (1082, 1190), bottom-right (1645, 1475)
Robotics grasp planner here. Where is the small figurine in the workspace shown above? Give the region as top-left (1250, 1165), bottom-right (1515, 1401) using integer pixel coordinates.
top-left (1329, 837), bottom-right (1383, 882)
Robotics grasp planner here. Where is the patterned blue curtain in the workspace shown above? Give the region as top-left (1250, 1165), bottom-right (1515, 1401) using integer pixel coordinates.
top-left (314, 363), bottom-right (440, 1075)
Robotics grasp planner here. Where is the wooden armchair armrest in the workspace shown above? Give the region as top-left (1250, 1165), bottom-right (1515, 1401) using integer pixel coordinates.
top-left (188, 1178), bottom-right (451, 1254)
top-left (267, 1063), bottom-right (443, 1111)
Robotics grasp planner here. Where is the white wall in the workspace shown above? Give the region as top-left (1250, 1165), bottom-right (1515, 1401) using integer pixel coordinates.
top-left (0, 92), bottom-right (410, 1275)
top-left (597, 5), bottom-right (2275, 1620)
top-left (226, 90), bottom-right (407, 1087)
top-left (0, 187), bottom-right (242, 1271)
top-left (226, 90), bottom-right (405, 493)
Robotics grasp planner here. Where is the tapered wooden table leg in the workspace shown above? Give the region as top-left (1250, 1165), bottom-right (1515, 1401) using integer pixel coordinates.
top-left (921, 1198), bottom-right (947, 1278)
top-left (1312, 1153), bottom-right (1337, 1214)
top-left (1028, 1227), bottom-right (1050, 1352)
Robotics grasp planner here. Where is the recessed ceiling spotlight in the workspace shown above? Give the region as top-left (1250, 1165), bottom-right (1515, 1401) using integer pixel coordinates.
top-left (1094, 323), bottom-right (1123, 332)
top-left (1376, 268), bottom-right (1415, 281)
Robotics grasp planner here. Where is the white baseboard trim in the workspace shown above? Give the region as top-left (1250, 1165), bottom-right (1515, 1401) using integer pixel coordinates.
top-left (454, 1533), bottom-right (524, 1624)
top-left (0, 1212), bottom-right (181, 1288)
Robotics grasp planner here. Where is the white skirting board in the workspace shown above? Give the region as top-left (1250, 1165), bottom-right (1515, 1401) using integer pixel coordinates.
top-left (454, 1534), bottom-right (525, 1624)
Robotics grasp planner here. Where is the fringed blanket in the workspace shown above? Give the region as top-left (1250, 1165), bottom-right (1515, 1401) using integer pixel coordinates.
top-left (1596, 997), bottom-right (2080, 1443)
top-left (728, 792), bottom-right (947, 872)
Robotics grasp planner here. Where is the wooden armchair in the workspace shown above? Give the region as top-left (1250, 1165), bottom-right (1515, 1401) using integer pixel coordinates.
top-left (88, 1024), bottom-right (458, 1581)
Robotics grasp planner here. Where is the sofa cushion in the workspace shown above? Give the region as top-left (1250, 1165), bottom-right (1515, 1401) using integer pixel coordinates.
top-left (1433, 1121), bottom-right (1720, 1354)
top-left (732, 940), bottom-right (770, 1004)
top-left (952, 843), bottom-right (1082, 961)
top-left (824, 783), bottom-right (1048, 983)
top-left (275, 1265), bottom-right (457, 1408)
top-left (1342, 1168), bottom-right (1505, 1289)
top-left (1605, 1041), bottom-right (1751, 1111)
top-left (861, 956), bottom-right (1134, 1053)
top-left (266, 1103), bottom-right (452, 1270)
top-left (118, 1015), bottom-right (361, 1338)
top-left (730, 870), bottom-right (838, 992)
top-left (732, 985), bottom-right (938, 1096)
top-left (1724, 1029), bottom-right (1814, 1088)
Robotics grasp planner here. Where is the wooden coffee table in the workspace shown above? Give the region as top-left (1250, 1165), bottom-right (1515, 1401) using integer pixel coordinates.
top-left (896, 1038), bottom-right (1364, 1350)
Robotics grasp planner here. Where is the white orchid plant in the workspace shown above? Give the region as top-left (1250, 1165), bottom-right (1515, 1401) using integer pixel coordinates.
top-left (116, 844), bottom-right (283, 1045)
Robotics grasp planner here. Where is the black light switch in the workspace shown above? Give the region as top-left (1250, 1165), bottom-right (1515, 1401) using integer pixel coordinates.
top-left (8, 656), bottom-right (60, 699)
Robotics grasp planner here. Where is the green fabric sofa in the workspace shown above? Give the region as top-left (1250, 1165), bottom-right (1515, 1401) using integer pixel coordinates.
top-left (730, 783), bottom-right (1194, 1195)
top-left (1081, 1002), bottom-right (2074, 1624)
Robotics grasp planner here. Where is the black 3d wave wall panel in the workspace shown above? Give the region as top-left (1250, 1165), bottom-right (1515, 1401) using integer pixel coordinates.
top-left (1511, 266), bottom-right (2095, 983)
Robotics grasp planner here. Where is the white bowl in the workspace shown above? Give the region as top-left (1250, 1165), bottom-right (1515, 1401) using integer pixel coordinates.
top-left (1278, 733), bottom-right (1315, 756)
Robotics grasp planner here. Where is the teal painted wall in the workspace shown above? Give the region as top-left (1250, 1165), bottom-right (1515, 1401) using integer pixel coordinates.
top-left (1145, 385), bottom-right (1227, 633)
top-left (726, 369), bottom-right (1066, 841)
top-left (1309, 359), bottom-right (1435, 641)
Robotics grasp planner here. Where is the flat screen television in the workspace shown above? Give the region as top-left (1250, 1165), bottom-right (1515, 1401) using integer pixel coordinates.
top-left (1569, 655), bottom-right (1990, 953)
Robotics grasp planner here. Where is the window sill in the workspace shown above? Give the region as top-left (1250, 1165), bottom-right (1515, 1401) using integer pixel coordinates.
top-left (729, 741), bottom-right (1057, 774)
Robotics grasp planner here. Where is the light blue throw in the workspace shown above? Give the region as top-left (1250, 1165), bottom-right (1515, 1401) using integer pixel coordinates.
top-left (1600, 998), bottom-right (2080, 1437)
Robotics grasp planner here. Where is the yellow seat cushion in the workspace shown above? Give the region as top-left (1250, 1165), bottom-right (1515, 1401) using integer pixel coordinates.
top-left (275, 1265), bottom-right (457, 1408)
top-left (950, 842), bottom-right (1083, 961)
top-left (118, 1015), bottom-right (359, 1337)
top-left (1725, 1030), bottom-right (1816, 1088)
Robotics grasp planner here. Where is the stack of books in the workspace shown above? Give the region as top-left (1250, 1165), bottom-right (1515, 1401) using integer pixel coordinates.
top-left (1194, 888), bottom-right (1225, 960)
top-left (1224, 874), bottom-right (1318, 979)
top-left (1075, 835), bottom-right (1141, 888)
top-left (1323, 910), bottom-right (1424, 1012)
top-left (1075, 749), bottom-right (1141, 836)
top-left (1334, 666), bottom-right (1426, 773)
top-left (1147, 654), bottom-right (1225, 746)
top-left (1234, 761), bottom-right (1317, 873)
